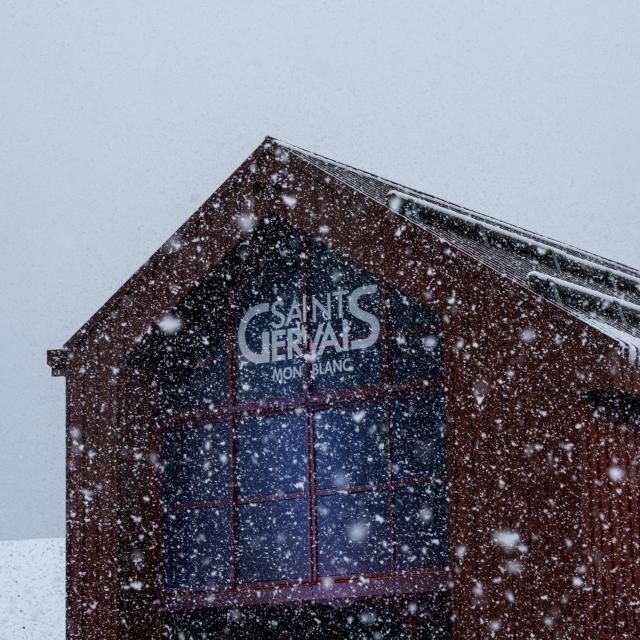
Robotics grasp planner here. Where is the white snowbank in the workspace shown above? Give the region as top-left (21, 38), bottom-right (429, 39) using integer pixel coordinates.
top-left (0, 538), bottom-right (64, 639)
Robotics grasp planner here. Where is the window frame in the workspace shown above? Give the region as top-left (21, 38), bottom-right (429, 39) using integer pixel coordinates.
top-left (153, 234), bottom-right (449, 611)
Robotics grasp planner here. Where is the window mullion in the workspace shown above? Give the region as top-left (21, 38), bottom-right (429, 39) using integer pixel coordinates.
top-left (302, 238), bottom-right (318, 582)
top-left (386, 400), bottom-right (396, 573)
top-left (381, 283), bottom-right (396, 572)
top-left (227, 290), bottom-right (239, 589)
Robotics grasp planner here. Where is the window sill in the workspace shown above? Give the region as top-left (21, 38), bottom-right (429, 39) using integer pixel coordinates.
top-left (159, 569), bottom-right (450, 611)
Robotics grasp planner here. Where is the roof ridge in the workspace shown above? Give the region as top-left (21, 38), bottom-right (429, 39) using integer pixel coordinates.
top-left (274, 138), bottom-right (639, 279)
top-left (392, 190), bottom-right (640, 292)
top-left (273, 138), bottom-right (639, 364)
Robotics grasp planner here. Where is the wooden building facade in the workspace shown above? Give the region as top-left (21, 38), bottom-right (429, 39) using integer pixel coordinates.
top-left (48, 138), bottom-right (640, 639)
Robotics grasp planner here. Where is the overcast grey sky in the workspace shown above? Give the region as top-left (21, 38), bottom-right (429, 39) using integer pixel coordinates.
top-left (1, 1), bottom-right (639, 539)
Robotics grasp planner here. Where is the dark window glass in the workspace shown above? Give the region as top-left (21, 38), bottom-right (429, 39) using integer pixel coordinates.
top-left (313, 346), bottom-right (382, 390)
top-left (394, 484), bottom-right (449, 570)
top-left (314, 404), bottom-right (386, 490)
top-left (392, 397), bottom-right (446, 480)
top-left (238, 499), bottom-right (309, 583)
top-left (391, 332), bottom-right (442, 382)
top-left (161, 423), bottom-right (230, 504)
top-left (158, 229), bottom-right (450, 600)
top-left (387, 287), bottom-right (440, 332)
top-left (236, 234), bottom-right (305, 402)
top-left (316, 491), bottom-right (390, 577)
top-left (159, 361), bottom-right (227, 412)
top-left (310, 241), bottom-right (382, 390)
top-left (163, 506), bottom-right (231, 589)
top-left (159, 307), bottom-right (228, 412)
top-left (172, 310), bottom-right (227, 363)
top-left (237, 413), bottom-right (307, 498)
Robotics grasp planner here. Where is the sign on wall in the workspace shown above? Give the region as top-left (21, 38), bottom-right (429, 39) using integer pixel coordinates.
top-left (238, 284), bottom-right (380, 384)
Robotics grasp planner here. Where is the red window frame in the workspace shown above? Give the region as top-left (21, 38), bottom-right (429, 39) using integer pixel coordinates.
top-left (154, 236), bottom-right (450, 611)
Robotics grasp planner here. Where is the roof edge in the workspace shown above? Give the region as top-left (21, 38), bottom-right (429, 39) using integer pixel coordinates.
top-left (59, 137), bottom-right (275, 353)
top-left (47, 349), bottom-right (68, 377)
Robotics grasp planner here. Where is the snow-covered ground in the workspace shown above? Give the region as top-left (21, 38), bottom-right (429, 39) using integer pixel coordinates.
top-left (0, 538), bottom-right (64, 638)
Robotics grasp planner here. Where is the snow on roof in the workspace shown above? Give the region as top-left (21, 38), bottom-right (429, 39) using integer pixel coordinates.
top-left (527, 271), bottom-right (640, 317)
top-left (527, 271), bottom-right (640, 365)
top-left (578, 314), bottom-right (640, 366)
top-left (390, 191), bottom-right (640, 294)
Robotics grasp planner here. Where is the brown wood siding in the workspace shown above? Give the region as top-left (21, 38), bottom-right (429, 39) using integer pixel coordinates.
top-left (66, 361), bottom-right (164, 639)
top-left (582, 412), bottom-right (640, 637)
top-left (114, 367), bottom-right (163, 638)
top-left (380, 217), bottom-right (615, 638)
top-left (61, 141), bottom-right (639, 638)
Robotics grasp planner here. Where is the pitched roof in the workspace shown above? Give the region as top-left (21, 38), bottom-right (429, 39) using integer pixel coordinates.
top-left (49, 137), bottom-right (640, 373)
top-left (275, 138), bottom-right (640, 364)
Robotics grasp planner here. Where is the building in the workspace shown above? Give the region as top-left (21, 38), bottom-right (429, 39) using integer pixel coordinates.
top-left (48, 138), bottom-right (640, 639)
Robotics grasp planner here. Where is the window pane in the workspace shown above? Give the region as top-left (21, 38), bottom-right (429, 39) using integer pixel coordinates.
top-left (392, 397), bottom-right (446, 480)
top-left (238, 499), bottom-right (309, 583)
top-left (172, 310), bottom-right (227, 363)
top-left (317, 491), bottom-right (390, 577)
top-left (236, 233), bottom-right (305, 402)
top-left (161, 423), bottom-right (230, 504)
top-left (310, 241), bottom-right (382, 390)
top-left (394, 484), bottom-right (449, 570)
top-left (314, 404), bottom-right (386, 490)
top-left (312, 345), bottom-right (382, 390)
top-left (387, 286), bottom-right (440, 332)
top-left (237, 412), bottom-right (307, 498)
top-left (159, 360), bottom-right (227, 412)
top-left (163, 506), bottom-right (231, 589)
top-left (391, 333), bottom-right (442, 382)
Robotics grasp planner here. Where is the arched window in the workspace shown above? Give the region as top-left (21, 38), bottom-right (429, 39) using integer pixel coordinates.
top-left (156, 226), bottom-right (448, 608)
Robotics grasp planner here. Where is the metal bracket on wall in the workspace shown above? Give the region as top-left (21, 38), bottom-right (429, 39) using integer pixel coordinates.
top-left (47, 349), bottom-right (68, 377)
